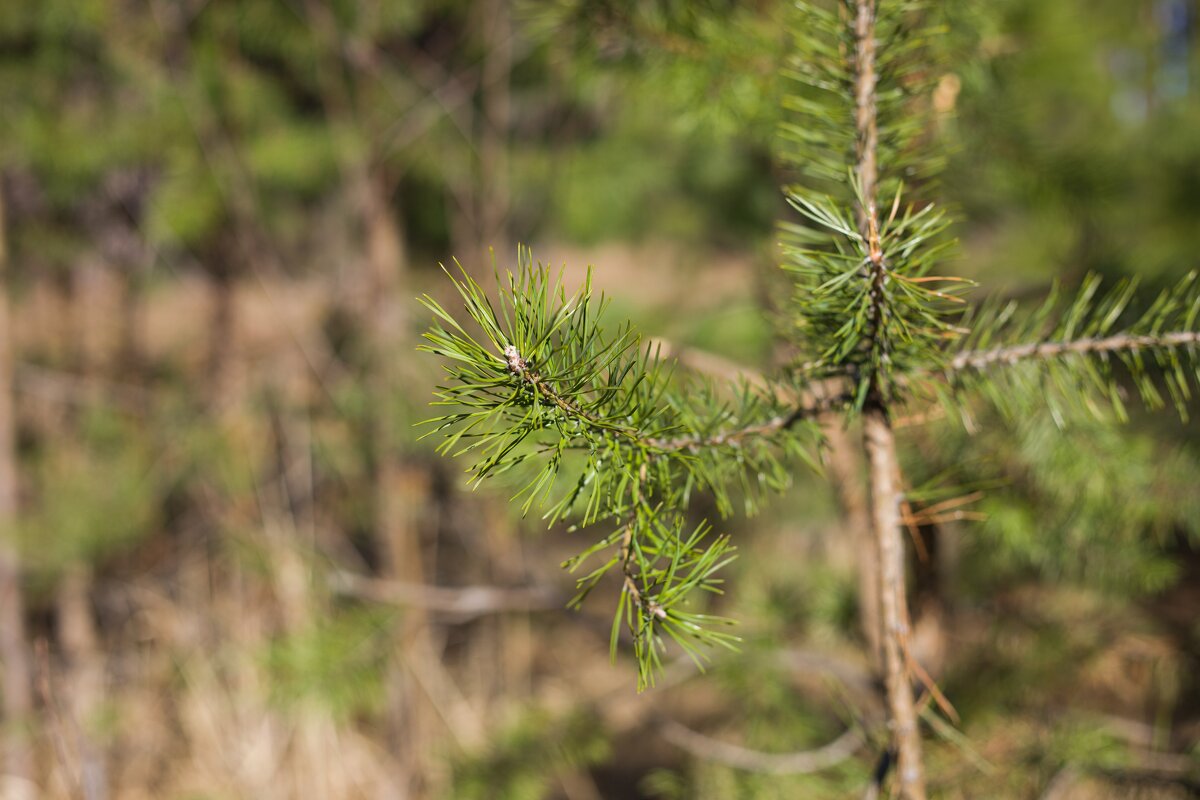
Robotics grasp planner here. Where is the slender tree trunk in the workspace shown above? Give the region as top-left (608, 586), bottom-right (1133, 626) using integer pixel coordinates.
top-left (852, 0), bottom-right (926, 795)
top-left (0, 182), bottom-right (36, 800)
top-left (863, 408), bottom-right (925, 799)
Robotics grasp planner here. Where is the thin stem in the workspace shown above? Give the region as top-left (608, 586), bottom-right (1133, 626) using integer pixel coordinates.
top-left (646, 402), bottom-right (834, 452)
top-left (504, 344), bottom-right (842, 453)
top-left (660, 720), bottom-right (863, 774)
top-left (853, 0), bottom-right (879, 217)
top-left (619, 468), bottom-right (664, 624)
top-left (620, 514), bottom-right (652, 616)
top-left (947, 330), bottom-right (1200, 373)
top-left (328, 571), bottom-right (564, 620)
top-left (851, 0), bottom-right (927, 796)
top-left (863, 407), bottom-right (925, 799)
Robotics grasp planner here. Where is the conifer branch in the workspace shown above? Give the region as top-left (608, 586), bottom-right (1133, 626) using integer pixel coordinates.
top-left (925, 272), bottom-right (1200, 423)
top-left (419, 4), bottom-right (1200, 792)
top-left (782, 0), bottom-right (964, 386)
top-left (420, 254), bottom-right (818, 688)
top-left (947, 330), bottom-right (1200, 373)
top-left (500, 340), bottom-right (845, 453)
top-left (648, 392), bottom-right (851, 452)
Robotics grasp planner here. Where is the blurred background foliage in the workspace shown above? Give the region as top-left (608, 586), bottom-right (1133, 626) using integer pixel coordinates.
top-left (0, 0), bottom-right (1198, 797)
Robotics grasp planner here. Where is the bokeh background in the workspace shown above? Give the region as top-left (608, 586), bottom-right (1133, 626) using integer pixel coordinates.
top-left (1, 1), bottom-right (1199, 798)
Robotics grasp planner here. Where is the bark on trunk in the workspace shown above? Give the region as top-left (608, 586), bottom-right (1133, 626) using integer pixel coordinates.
top-left (863, 407), bottom-right (925, 800)
top-left (0, 180), bottom-right (36, 800)
top-left (851, 0), bottom-right (927, 793)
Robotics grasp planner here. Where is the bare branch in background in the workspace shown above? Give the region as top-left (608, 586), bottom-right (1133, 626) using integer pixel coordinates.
top-left (329, 571), bottom-right (565, 622)
top-left (660, 720), bottom-right (863, 775)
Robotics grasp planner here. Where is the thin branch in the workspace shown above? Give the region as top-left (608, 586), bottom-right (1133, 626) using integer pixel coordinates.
top-left (946, 330), bottom-right (1200, 373)
top-left (660, 720), bottom-right (863, 775)
top-left (329, 571), bottom-right (564, 621)
top-left (617, 469), bottom-right (663, 623)
top-left (645, 399), bottom-right (844, 452)
top-left (851, 0), bottom-right (926, 796)
top-left (503, 343), bottom-right (844, 454)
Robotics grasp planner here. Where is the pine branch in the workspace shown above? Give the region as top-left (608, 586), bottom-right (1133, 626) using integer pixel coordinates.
top-left (648, 391), bottom-right (851, 452)
top-left (420, 256), bottom-right (826, 515)
top-left (925, 272), bottom-right (1200, 423)
top-left (781, 0), bottom-right (965, 389)
top-left (500, 339), bottom-right (845, 453)
top-left (419, 251), bottom-right (822, 688)
top-left (948, 331), bottom-right (1200, 372)
top-left (567, 500), bottom-right (740, 691)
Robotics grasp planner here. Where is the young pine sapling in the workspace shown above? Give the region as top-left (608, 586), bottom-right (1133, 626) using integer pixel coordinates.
top-left (420, 2), bottom-right (1200, 797)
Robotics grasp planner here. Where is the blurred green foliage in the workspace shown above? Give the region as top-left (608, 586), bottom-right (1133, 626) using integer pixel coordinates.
top-left (1, 0), bottom-right (1199, 796)
top-left (451, 709), bottom-right (611, 800)
top-left (16, 410), bottom-right (162, 584)
top-left (264, 609), bottom-right (394, 720)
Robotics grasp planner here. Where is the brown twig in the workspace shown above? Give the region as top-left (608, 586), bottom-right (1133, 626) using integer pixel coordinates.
top-left (660, 720), bottom-right (863, 775)
top-left (947, 331), bottom-right (1200, 373)
top-left (501, 343), bottom-right (845, 454)
top-left (329, 571), bottom-right (564, 621)
top-left (850, 0), bottom-right (927, 794)
top-left (617, 466), bottom-right (662, 623)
